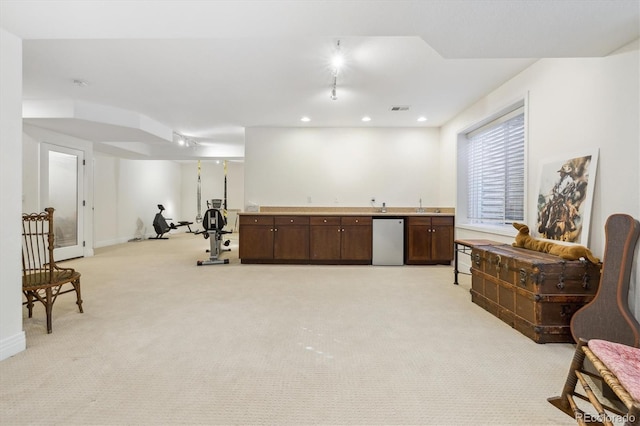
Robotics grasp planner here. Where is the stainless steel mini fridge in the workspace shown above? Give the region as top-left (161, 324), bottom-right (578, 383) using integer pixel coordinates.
top-left (372, 217), bottom-right (405, 265)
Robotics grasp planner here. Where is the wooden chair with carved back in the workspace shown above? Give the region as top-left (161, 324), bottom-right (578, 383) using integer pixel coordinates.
top-left (548, 213), bottom-right (640, 425)
top-left (22, 207), bottom-right (84, 333)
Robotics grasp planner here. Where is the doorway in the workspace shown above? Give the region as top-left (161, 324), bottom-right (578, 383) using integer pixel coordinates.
top-left (40, 143), bottom-right (85, 260)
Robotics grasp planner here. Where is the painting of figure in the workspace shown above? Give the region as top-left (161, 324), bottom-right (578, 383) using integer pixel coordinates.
top-left (535, 151), bottom-right (598, 245)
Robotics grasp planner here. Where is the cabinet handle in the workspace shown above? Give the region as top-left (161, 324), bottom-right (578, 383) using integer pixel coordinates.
top-left (432, 229), bottom-right (436, 232)
top-left (355, 219), bottom-right (359, 223)
top-left (290, 219), bottom-right (294, 223)
top-left (270, 228), bottom-right (274, 232)
top-left (254, 219), bottom-right (258, 223)
top-left (274, 228), bottom-right (278, 232)
top-left (323, 219), bottom-right (327, 223)
top-left (342, 228), bottom-right (345, 232)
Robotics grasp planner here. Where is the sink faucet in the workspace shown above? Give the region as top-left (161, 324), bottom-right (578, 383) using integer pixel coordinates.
top-left (417, 198), bottom-right (425, 213)
top-left (381, 202), bottom-right (387, 213)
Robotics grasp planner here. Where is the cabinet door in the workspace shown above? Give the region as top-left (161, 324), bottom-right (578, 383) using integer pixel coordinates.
top-left (274, 225), bottom-right (309, 260)
top-left (430, 223), bottom-right (454, 262)
top-left (406, 224), bottom-right (431, 263)
top-left (341, 226), bottom-right (372, 261)
top-left (310, 225), bottom-right (341, 260)
top-left (310, 217), bottom-right (341, 260)
top-left (273, 216), bottom-right (309, 260)
top-left (239, 225), bottom-right (274, 259)
top-left (340, 217), bottom-right (372, 261)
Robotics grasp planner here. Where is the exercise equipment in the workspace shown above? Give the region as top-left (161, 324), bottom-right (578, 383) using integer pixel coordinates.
top-left (149, 204), bottom-right (193, 239)
top-left (197, 199), bottom-right (231, 265)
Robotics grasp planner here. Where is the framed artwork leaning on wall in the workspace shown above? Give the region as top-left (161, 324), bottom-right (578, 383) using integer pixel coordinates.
top-left (535, 150), bottom-right (599, 246)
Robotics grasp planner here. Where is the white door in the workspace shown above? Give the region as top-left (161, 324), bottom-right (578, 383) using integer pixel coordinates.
top-left (40, 143), bottom-right (85, 260)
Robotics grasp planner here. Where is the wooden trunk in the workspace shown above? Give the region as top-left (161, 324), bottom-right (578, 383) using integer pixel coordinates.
top-left (470, 245), bottom-right (601, 343)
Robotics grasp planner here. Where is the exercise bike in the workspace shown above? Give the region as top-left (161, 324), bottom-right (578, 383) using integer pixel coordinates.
top-left (196, 199), bottom-right (231, 265)
top-left (149, 204), bottom-right (193, 239)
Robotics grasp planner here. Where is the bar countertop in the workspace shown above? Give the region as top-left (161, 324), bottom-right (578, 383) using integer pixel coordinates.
top-left (239, 207), bottom-right (454, 217)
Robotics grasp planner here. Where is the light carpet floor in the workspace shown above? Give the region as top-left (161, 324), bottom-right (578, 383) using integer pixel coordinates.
top-left (1, 232), bottom-right (578, 425)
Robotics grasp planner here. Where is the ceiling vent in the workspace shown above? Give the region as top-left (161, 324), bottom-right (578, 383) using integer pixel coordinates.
top-left (390, 105), bottom-right (410, 111)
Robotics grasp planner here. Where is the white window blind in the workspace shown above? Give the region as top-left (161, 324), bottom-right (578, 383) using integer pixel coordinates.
top-left (466, 109), bottom-right (525, 224)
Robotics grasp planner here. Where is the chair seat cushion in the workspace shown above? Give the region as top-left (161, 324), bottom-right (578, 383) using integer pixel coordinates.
top-left (588, 339), bottom-right (640, 401)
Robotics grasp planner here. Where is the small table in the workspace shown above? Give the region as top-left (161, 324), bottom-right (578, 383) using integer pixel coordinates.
top-left (453, 239), bottom-right (505, 285)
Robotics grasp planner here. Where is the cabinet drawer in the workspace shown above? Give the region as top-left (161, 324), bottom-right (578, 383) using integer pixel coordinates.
top-left (432, 216), bottom-right (454, 226)
top-left (408, 216), bottom-right (454, 226)
top-left (310, 216), bottom-right (341, 226)
top-left (275, 216), bottom-right (310, 225)
top-left (341, 216), bottom-right (372, 226)
top-left (240, 215), bottom-right (274, 226)
top-left (408, 217), bottom-right (431, 226)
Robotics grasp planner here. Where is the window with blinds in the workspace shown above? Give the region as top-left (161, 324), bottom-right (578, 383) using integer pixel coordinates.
top-left (466, 108), bottom-right (525, 224)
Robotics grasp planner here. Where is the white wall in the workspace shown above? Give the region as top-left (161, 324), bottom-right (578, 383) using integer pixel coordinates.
top-left (93, 154), bottom-right (119, 243)
top-left (179, 160), bottom-right (245, 223)
top-left (93, 154), bottom-right (183, 246)
top-left (22, 125), bottom-right (95, 256)
top-left (244, 127), bottom-right (441, 209)
top-left (93, 157), bottom-right (242, 246)
top-left (21, 130), bottom-right (202, 249)
top-left (442, 40), bottom-right (640, 319)
top-left (0, 28), bottom-right (26, 360)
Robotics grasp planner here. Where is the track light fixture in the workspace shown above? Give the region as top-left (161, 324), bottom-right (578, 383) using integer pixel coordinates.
top-left (330, 40), bottom-right (341, 100)
top-left (330, 78), bottom-right (338, 101)
top-left (331, 40), bottom-right (343, 76)
top-left (72, 78), bottom-right (89, 87)
top-left (173, 132), bottom-right (197, 148)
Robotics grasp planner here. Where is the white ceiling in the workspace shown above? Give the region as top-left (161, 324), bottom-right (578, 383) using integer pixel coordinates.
top-left (2, 0), bottom-right (639, 160)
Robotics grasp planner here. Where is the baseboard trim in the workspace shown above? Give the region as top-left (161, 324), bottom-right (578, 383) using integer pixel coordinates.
top-left (95, 237), bottom-right (130, 248)
top-left (0, 331), bottom-right (26, 361)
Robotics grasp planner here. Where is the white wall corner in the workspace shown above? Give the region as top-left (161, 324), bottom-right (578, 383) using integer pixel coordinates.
top-left (0, 331), bottom-right (26, 362)
top-left (1, 27), bottom-right (26, 361)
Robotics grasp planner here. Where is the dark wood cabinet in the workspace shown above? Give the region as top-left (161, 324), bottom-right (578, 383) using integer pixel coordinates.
top-left (406, 216), bottom-right (454, 264)
top-left (309, 216), bottom-right (371, 263)
top-left (239, 215), bottom-right (274, 261)
top-left (309, 216), bottom-right (341, 260)
top-left (240, 213), bottom-right (451, 266)
top-left (240, 215), bottom-right (309, 263)
top-left (273, 216), bottom-right (309, 260)
top-left (340, 216), bottom-right (372, 262)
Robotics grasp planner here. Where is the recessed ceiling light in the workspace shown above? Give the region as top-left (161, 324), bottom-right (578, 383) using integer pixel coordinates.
top-left (362, 116), bottom-right (371, 122)
top-left (417, 116), bottom-right (427, 122)
top-left (72, 79), bottom-right (89, 87)
top-left (301, 116), bottom-right (311, 122)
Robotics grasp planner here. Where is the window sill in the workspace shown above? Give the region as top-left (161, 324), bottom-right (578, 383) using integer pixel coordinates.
top-left (456, 222), bottom-right (517, 238)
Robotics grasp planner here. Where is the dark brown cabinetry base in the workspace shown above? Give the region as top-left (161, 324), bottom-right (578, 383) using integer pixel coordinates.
top-left (240, 214), bottom-right (373, 264)
top-left (309, 216), bottom-right (371, 264)
top-left (405, 216), bottom-right (454, 264)
top-left (240, 213), bottom-right (453, 266)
